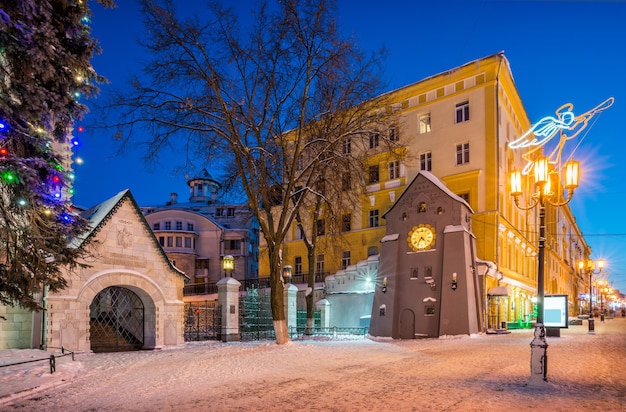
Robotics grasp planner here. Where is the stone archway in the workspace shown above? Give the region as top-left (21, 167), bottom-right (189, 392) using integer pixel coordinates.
top-left (89, 286), bottom-right (145, 353)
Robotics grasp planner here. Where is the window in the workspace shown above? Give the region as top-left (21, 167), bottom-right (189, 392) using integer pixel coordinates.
top-left (458, 192), bottom-right (470, 202)
top-left (184, 237), bottom-right (192, 248)
top-left (316, 254), bottom-right (325, 274)
top-left (187, 223), bottom-right (194, 231)
top-left (342, 173), bottom-right (351, 192)
top-left (195, 183), bottom-right (204, 196)
top-left (367, 246), bottom-right (379, 256)
top-left (159, 236), bottom-right (165, 246)
top-left (420, 152), bottom-right (432, 171)
top-left (456, 101), bottom-right (470, 123)
top-left (226, 239), bottom-right (241, 251)
top-left (175, 237), bottom-right (182, 247)
top-left (295, 256), bottom-right (302, 275)
top-left (195, 259), bottom-right (209, 270)
top-left (164, 221), bottom-right (171, 230)
top-left (369, 132), bottom-right (379, 149)
top-left (342, 214), bottom-right (351, 232)
top-left (369, 209), bottom-right (379, 228)
top-left (388, 125), bottom-right (399, 142)
top-left (425, 304), bottom-right (436, 316)
top-left (410, 268), bottom-right (419, 279)
top-left (227, 208), bottom-right (235, 217)
top-left (343, 138), bottom-right (351, 154)
top-left (456, 143), bottom-right (470, 165)
top-left (176, 221), bottom-right (183, 230)
top-left (342, 251), bottom-right (351, 269)
top-left (295, 224), bottom-right (304, 240)
top-left (389, 160), bottom-right (399, 180)
top-left (316, 218), bottom-right (325, 236)
top-left (216, 208), bottom-right (224, 217)
top-left (153, 223), bottom-right (160, 230)
top-left (167, 237), bottom-right (173, 247)
top-left (419, 113), bottom-right (431, 134)
top-left (296, 155), bottom-right (303, 171)
top-left (368, 165), bottom-right (379, 184)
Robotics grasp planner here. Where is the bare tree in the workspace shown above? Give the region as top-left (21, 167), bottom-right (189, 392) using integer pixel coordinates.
top-left (107, 0), bottom-right (389, 343)
top-left (290, 111), bottom-right (402, 333)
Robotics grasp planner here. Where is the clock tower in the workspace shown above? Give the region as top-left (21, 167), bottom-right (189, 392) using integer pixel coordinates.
top-left (369, 171), bottom-right (483, 338)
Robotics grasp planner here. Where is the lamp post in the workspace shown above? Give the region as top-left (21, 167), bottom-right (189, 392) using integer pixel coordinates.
top-left (597, 280), bottom-right (610, 322)
top-left (223, 254), bottom-right (234, 277)
top-left (578, 259), bottom-right (604, 333)
top-left (510, 156), bottom-right (579, 385)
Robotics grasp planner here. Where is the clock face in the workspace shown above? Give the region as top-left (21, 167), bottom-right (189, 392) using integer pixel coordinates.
top-left (408, 225), bottom-right (435, 251)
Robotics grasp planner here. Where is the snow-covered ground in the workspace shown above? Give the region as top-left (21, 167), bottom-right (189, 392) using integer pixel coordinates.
top-left (1, 318), bottom-right (626, 411)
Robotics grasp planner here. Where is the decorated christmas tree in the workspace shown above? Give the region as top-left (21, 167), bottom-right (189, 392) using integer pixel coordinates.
top-left (0, 0), bottom-right (114, 310)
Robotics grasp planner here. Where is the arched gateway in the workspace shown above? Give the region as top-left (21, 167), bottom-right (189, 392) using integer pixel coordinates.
top-left (90, 286), bottom-right (145, 352)
top-left (43, 190), bottom-right (187, 352)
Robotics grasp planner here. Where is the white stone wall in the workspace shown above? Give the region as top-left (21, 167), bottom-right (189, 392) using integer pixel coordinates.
top-left (0, 304), bottom-right (34, 349)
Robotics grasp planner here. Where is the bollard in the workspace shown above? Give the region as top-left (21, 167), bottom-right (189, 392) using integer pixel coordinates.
top-left (49, 354), bottom-right (56, 374)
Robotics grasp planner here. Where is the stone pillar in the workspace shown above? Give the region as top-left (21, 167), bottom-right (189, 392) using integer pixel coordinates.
top-left (284, 283), bottom-right (298, 331)
top-left (316, 299), bottom-right (331, 329)
top-left (217, 277), bottom-right (241, 342)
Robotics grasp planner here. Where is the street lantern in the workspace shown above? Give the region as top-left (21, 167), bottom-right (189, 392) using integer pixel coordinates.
top-left (578, 259), bottom-right (604, 333)
top-left (282, 265), bottom-right (293, 284)
top-left (509, 154), bottom-right (580, 385)
top-left (223, 255), bottom-right (234, 277)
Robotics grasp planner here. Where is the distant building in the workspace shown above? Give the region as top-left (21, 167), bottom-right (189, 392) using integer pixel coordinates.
top-left (142, 169), bottom-right (260, 300)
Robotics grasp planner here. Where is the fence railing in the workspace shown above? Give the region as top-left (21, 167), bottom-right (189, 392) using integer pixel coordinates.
top-left (0, 346), bottom-right (75, 374)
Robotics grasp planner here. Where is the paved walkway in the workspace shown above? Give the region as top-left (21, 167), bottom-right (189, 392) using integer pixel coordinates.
top-left (1, 317), bottom-right (626, 411)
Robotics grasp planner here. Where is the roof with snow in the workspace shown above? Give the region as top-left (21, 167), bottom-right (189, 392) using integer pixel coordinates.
top-left (383, 170), bottom-right (473, 218)
top-left (70, 189), bottom-right (187, 279)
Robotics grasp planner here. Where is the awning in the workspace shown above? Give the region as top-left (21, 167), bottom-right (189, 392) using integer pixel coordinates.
top-left (488, 286), bottom-right (510, 296)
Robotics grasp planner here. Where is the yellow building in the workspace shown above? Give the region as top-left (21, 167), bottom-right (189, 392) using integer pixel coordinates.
top-left (261, 52), bottom-right (591, 327)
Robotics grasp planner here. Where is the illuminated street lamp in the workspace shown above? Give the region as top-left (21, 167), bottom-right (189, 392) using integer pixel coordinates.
top-left (223, 255), bottom-right (234, 277)
top-left (510, 155), bottom-right (579, 385)
top-left (282, 265), bottom-right (293, 284)
top-left (578, 259), bottom-right (604, 333)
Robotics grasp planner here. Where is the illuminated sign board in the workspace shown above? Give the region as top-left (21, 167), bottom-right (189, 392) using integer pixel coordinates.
top-left (508, 97), bottom-right (614, 174)
top-left (544, 294), bottom-right (569, 328)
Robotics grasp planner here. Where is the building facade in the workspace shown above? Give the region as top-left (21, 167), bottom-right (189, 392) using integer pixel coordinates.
top-left (265, 52), bottom-right (592, 329)
top-left (142, 169), bottom-right (260, 300)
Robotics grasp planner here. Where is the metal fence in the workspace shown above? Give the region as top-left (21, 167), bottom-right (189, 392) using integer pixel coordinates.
top-left (289, 326), bottom-right (369, 340)
top-left (184, 301), bottom-right (221, 341)
top-left (0, 346), bottom-right (75, 374)
top-left (239, 288), bottom-right (275, 341)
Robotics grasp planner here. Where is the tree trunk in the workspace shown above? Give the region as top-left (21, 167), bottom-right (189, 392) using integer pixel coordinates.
top-left (305, 247), bottom-right (316, 335)
top-left (268, 242), bottom-right (289, 344)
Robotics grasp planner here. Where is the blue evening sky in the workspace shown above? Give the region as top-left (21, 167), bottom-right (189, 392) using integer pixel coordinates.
top-left (75, 0), bottom-right (626, 292)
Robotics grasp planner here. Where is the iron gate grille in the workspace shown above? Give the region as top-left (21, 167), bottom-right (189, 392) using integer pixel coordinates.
top-left (89, 286), bottom-right (144, 352)
top-left (184, 301), bottom-right (221, 341)
top-left (240, 288), bottom-right (274, 341)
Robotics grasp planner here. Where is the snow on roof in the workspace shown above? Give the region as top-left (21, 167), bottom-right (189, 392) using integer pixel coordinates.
top-left (69, 189), bottom-right (130, 249)
top-left (384, 171), bottom-right (473, 218)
